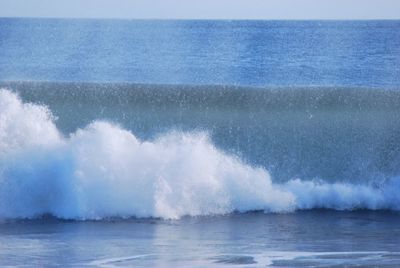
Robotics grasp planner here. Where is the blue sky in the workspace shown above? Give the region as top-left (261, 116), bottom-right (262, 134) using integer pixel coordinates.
top-left (0, 0), bottom-right (399, 19)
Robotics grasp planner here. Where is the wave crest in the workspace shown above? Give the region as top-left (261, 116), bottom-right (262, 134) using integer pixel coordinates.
top-left (0, 88), bottom-right (399, 220)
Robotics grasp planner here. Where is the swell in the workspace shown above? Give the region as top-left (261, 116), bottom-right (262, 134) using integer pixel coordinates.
top-left (0, 87), bottom-right (400, 220)
top-left (3, 81), bottom-right (400, 183)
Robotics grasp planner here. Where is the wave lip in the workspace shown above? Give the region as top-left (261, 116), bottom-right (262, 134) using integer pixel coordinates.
top-left (0, 88), bottom-right (399, 220)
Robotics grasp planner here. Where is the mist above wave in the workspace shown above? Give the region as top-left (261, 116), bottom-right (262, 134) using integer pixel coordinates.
top-left (0, 88), bottom-right (399, 220)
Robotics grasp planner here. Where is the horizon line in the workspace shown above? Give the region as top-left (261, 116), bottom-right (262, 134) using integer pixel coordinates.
top-left (1, 16), bottom-right (400, 21)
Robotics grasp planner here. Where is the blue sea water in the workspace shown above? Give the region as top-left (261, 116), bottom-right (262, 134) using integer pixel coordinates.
top-left (1, 211), bottom-right (400, 267)
top-left (0, 19), bottom-right (400, 87)
top-left (1, 18), bottom-right (400, 267)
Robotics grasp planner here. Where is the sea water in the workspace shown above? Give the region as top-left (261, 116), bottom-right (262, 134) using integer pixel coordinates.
top-left (1, 19), bottom-right (399, 87)
top-left (1, 19), bottom-right (400, 267)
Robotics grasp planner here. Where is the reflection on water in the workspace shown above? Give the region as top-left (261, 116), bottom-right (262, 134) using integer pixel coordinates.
top-left (1, 211), bottom-right (400, 267)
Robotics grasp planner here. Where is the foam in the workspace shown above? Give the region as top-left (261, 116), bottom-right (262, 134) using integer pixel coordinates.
top-left (0, 88), bottom-right (399, 220)
top-left (0, 89), bottom-right (61, 153)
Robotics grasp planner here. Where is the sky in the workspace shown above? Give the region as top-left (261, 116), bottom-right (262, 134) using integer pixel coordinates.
top-left (0, 0), bottom-right (399, 20)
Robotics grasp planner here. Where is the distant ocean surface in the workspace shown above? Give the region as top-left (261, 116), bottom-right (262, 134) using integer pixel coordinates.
top-left (1, 18), bottom-right (400, 267)
top-left (0, 18), bottom-right (399, 87)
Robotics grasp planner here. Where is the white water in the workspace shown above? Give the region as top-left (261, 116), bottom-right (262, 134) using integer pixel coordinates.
top-left (0, 88), bottom-right (399, 220)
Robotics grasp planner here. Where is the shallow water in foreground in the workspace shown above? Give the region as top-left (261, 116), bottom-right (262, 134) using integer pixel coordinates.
top-left (1, 211), bottom-right (400, 267)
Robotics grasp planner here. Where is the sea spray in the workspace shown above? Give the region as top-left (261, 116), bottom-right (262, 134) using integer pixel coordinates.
top-left (7, 81), bottom-right (400, 183)
top-left (0, 89), bottom-right (61, 153)
top-left (0, 88), bottom-right (399, 220)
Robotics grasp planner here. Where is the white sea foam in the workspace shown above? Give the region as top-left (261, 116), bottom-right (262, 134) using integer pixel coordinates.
top-left (0, 89), bottom-right (61, 153)
top-left (0, 88), bottom-right (399, 220)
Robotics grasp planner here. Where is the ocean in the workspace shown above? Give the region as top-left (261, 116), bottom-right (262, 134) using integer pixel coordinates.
top-left (1, 18), bottom-right (400, 267)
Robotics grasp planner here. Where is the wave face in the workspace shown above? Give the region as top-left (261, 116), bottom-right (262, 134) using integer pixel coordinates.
top-left (5, 81), bottom-right (400, 183)
top-left (1, 86), bottom-right (400, 220)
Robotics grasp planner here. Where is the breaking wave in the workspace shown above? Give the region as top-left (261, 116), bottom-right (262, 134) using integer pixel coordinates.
top-left (0, 88), bottom-right (399, 220)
